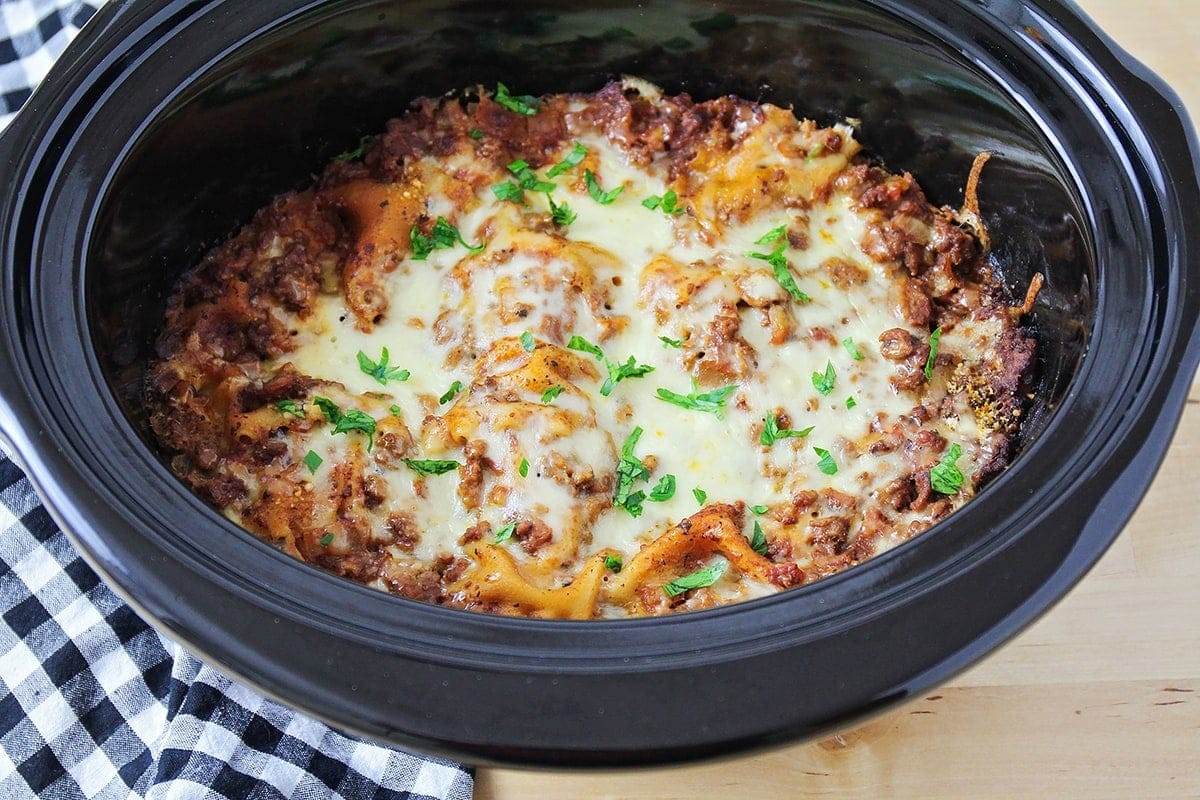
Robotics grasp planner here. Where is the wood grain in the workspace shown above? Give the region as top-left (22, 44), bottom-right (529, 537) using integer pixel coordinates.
top-left (476, 2), bottom-right (1200, 796)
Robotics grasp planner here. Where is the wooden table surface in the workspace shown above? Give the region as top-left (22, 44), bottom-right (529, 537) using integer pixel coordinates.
top-left (476, 2), bottom-right (1200, 797)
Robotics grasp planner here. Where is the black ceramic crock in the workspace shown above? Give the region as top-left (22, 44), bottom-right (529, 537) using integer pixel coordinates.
top-left (1, 0), bottom-right (1197, 767)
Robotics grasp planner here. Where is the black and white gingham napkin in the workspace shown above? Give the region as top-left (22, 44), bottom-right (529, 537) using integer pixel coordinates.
top-left (0, 2), bottom-right (474, 796)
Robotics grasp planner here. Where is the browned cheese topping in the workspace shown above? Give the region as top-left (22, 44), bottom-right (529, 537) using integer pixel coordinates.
top-left (146, 79), bottom-right (1037, 618)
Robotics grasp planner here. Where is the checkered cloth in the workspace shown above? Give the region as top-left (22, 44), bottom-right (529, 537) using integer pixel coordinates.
top-left (0, 3), bottom-right (474, 797)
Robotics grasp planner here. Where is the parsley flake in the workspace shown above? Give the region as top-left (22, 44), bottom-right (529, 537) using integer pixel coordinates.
top-left (494, 521), bottom-right (517, 543)
top-left (546, 142), bottom-right (587, 178)
top-left (663, 559), bottom-right (728, 597)
top-left (319, 532), bottom-right (334, 546)
top-left (541, 385), bottom-right (564, 404)
top-left (520, 331), bottom-right (536, 352)
top-left (925, 327), bottom-right (942, 380)
top-left (332, 135), bottom-right (371, 162)
top-left (749, 521), bottom-right (768, 556)
top-left (641, 189), bottom-right (685, 215)
top-left (843, 337), bottom-right (865, 360)
top-left (519, 458), bottom-right (530, 478)
top-left (410, 216), bottom-right (484, 260)
top-left (313, 397), bottom-right (376, 450)
top-left (547, 193), bottom-right (577, 226)
top-left (846, 396), bottom-right (857, 409)
top-left (508, 159), bottom-right (556, 193)
top-left (812, 361), bottom-right (836, 396)
top-left (584, 169), bottom-right (623, 205)
top-left (389, 404), bottom-right (402, 416)
top-left (600, 355), bottom-right (655, 397)
top-left (439, 381), bottom-right (465, 405)
top-left (648, 474), bottom-right (676, 502)
top-left (749, 243), bottom-right (810, 303)
top-left (754, 224), bottom-right (788, 245)
top-left (357, 347), bottom-right (410, 385)
top-left (604, 553), bottom-right (623, 572)
top-left (659, 335), bottom-right (683, 348)
top-left (566, 334), bottom-right (604, 360)
top-left (750, 504), bottom-right (769, 515)
top-left (760, 413), bottom-right (814, 446)
top-left (303, 450), bottom-right (323, 474)
top-left (614, 427), bottom-right (651, 517)
top-left (403, 458), bottom-right (461, 476)
top-left (693, 487), bottom-right (708, 505)
top-left (492, 181), bottom-right (525, 203)
top-left (468, 128), bottom-right (484, 140)
top-left (814, 447), bottom-right (838, 475)
top-left (276, 399), bottom-right (304, 417)
top-left (931, 443), bottom-right (965, 494)
top-left (656, 382), bottom-right (737, 419)
top-left (494, 82), bottom-right (539, 116)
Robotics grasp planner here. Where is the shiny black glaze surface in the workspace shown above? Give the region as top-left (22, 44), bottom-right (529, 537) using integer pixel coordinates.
top-left (0, 0), bottom-right (1197, 766)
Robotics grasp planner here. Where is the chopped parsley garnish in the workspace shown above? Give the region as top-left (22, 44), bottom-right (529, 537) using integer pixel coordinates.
top-left (846, 396), bottom-right (857, 409)
top-left (931, 443), bottom-right (965, 494)
top-left (468, 128), bottom-right (484, 140)
top-left (760, 413), bottom-right (813, 446)
top-left (439, 380), bottom-right (465, 405)
top-left (641, 190), bottom-right (685, 215)
top-left (403, 458), bottom-right (461, 476)
top-left (546, 142), bottom-right (587, 178)
top-left (508, 159), bottom-right (556, 192)
top-left (690, 11), bottom-right (737, 36)
top-left (494, 521), bottom-right (517, 543)
top-left (843, 337), bottom-right (864, 360)
top-left (313, 396), bottom-right (340, 423)
top-left (749, 243), bottom-right (810, 303)
top-left (925, 327), bottom-right (942, 380)
top-left (491, 181), bottom-right (525, 204)
top-left (659, 335), bottom-right (683, 348)
top-left (584, 169), bottom-right (623, 204)
top-left (332, 135), bottom-right (371, 162)
top-left (520, 331), bottom-right (536, 352)
top-left (648, 474), bottom-right (676, 502)
top-left (600, 355), bottom-right (655, 397)
top-left (614, 427), bottom-right (651, 517)
top-left (812, 361), bottom-right (836, 396)
top-left (750, 504), bottom-right (768, 515)
top-left (357, 347), bottom-right (410, 385)
top-left (332, 409), bottom-right (377, 446)
top-left (814, 447), bottom-right (838, 475)
top-left (541, 385), bottom-right (564, 404)
top-left (319, 532), bottom-right (334, 546)
top-left (410, 216), bottom-right (484, 260)
top-left (547, 194), bottom-right (577, 226)
top-left (519, 458), bottom-right (530, 477)
top-left (494, 82), bottom-right (539, 116)
top-left (566, 334), bottom-right (652, 397)
top-left (663, 559), bottom-right (728, 597)
top-left (693, 487), bottom-right (708, 505)
top-left (656, 382), bottom-right (737, 419)
top-left (604, 553), bottom-right (623, 573)
top-left (806, 143), bottom-right (826, 162)
top-left (566, 334), bottom-right (605, 359)
top-left (389, 404), bottom-right (402, 416)
top-left (303, 450), bottom-right (323, 474)
top-left (749, 521), bottom-right (768, 556)
top-left (276, 399), bottom-right (304, 416)
top-left (312, 397), bottom-right (376, 450)
top-left (754, 224), bottom-right (788, 245)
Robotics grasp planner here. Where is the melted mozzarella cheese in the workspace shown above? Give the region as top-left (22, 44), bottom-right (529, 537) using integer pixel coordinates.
top-left (274, 106), bottom-right (985, 613)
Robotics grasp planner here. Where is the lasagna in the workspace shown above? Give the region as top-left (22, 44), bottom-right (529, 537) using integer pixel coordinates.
top-left (146, 79), bottom-right (1036, 619)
